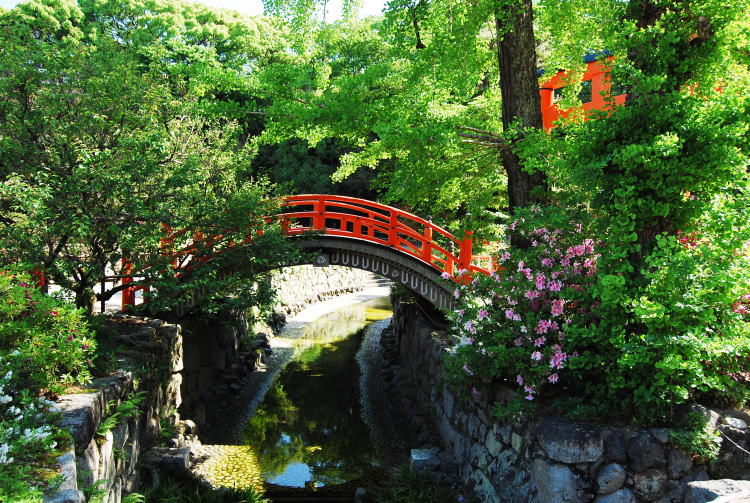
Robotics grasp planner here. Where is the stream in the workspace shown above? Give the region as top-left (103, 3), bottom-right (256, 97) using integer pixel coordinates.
top-left (192, 287), bottom-right (407, 495)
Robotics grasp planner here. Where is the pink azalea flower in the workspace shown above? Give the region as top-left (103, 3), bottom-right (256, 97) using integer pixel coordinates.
top-left (535, 274), bottom-right (546, 290)
top-left (534, 336), bottom-right (546, 347)
top-left (454, 288), bottom-right (461, 299)
top-left (541, 258), bottom-right (554, 268)
top-left (441, 272), bottom-right (451, 279)
top-left (536, 319), bottom-right (551, 334)
top-left (531, 351), bottom-right (543, 361)
top-left (548, 373), bottom-right (559, 384)
top-left (463, 363), bottom-right (474, 376)
top-left (505, 308), bottom-right (516, 320)
top-left (549, 351), bottom-right (567, 369)
top-left (499, 252), bottom-right (511, 263)
top-left (516, 375), bottom-right (524, 385)
top-left (513, 313), bottom-right (522, 321)
top-left (66, 335), bottom-right (74, 341)
top-left (508, 220), bottom-right (517, 231)
top-left (517, 260), bottom-right (525, 271)
top-left (548, 280), bottom-right (562, 292)
top-left (478, 309), bottom-right (489, 320)
top-left (525, 394), bottom-right (535, 401)
top-left (525, 290), bottom-right (539, 300)
top-left (464, 321), bottom-right (477, 334)
top-left (514, 337), bottom-right (523, 346)
top-left (524, 384), bottom-right (536, 394)
top-left (520, 325), bottom-right (527, 333)
top-left (466, 337), bottom-right (475, 345)
top-left (551, 299), bottom-right (565, 317)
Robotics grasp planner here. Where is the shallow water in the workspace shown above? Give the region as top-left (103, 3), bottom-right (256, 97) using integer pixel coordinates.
top-left (241, 296), bottom-right (393, 488)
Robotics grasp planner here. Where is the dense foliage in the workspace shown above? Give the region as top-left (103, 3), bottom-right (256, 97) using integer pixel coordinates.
top-left (0, 0), bottom-right (299, 314)
top-left (1, 0), bottom-right (749, 498)
top-left (0, 269), bottom-right (89, 501)
top-left (444, 0), bottom-right (750, 423)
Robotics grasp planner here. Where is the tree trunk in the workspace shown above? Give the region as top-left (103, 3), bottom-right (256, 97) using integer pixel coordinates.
top-left (495, 1), bottom-right (548, 214)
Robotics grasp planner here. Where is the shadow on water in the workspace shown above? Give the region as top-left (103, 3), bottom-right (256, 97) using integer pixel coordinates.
top-left (243, 297), bottom-right (393, 489)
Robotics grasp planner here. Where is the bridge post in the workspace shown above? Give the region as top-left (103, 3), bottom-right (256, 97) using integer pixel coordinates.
top-left (313, 196), bottom-right (326, 230)
top-left (459, 231), bottom-right (473, 273)
top-left (121, 259), bottom-right (135, 310)
top-left (421, 227), bottom-right (433, 263)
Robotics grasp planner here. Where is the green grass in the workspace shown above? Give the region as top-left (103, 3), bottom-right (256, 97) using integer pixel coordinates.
top-left (139, 476), bottom-right (269, 503)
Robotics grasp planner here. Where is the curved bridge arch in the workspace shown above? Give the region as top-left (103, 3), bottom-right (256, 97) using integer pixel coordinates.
top-left (123, 195), bottom-right (497, 310)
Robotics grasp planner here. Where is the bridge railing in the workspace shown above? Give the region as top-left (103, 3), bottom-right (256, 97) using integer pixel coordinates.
top-left (280, 195), bottom-right (494, 279)
top-left (118, 195), bottom-right (496, 309)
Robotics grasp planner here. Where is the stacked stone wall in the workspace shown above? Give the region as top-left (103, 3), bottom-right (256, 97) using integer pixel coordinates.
top-left (46, 265), bottom-right (374, 502)
top-left (392, 299), bottom-right (750, 503)
top-left (269, 264), bottom-right (374, 317)
top-left (47, 317), bottom-right (194, 503)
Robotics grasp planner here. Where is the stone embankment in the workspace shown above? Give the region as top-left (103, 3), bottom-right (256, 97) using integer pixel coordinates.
top-left (390, 298), bottom-right (750, 503)
top-left (46, 265), bottom-right (376, 503)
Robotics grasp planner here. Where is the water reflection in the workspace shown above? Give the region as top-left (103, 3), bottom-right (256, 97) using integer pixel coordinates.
top-left (242, 297), bottom-right (392, 488)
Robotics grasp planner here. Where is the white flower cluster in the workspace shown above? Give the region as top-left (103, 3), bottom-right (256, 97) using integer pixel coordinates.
top-left (0, 356), bottom-right (60, 470)
top-left (0, 443), bottom-right (12, 465)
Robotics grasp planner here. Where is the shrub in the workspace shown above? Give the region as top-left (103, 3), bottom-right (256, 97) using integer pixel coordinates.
top-left (445, 201), bottom-right (750, 424)
top-left (0, 356), bottom-right (73, 502)
top-left (444, 207), bottom-right (600, 418)
top-left (0, 269), bottom-right (96, 395)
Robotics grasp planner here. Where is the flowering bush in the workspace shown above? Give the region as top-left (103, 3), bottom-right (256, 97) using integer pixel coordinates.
top-left (444, 207), bottom-right (600, 415)
top-left (444, 200), bottom-right (750, 423)
top-left (0, 356), bottom-right (72, 502)
top-left (0, 269), bottom-right (96, 395)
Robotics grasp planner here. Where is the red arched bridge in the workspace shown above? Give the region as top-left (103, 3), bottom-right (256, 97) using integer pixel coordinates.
top-left (121, 195), bottom-right (498, 311)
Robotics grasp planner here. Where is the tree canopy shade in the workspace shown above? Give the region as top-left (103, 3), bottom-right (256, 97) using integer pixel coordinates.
top-left (0, 0), bottom-right (300, 314)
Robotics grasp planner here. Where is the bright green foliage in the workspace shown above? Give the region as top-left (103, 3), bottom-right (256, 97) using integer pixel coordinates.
top-left (256, 11), bottom-right (511, 235)
top-left (95, 392), bottom-right (146, 437)
top-left (0, 269), bottom-right (95, 395)
top-left (0, 345), bottom-right (75, 502)
top-left (669, 411), bottom-right (722, 463)
top-left (444, 0), bottom-right (750, 423)
top-left (0, 0), bottom-right (299, 313)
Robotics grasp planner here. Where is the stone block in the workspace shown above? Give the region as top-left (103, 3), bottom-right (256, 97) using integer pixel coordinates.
top-left (633, 468), bottom-right (667, 501)
top-left (596, 463), bottom-right (626, 495)
top-left (605, 430), bottom-right (628, 463)
top-left (486, 428), bottom-right (503, 457)
top-left (536, 417), bottom-right (604, 464)
top-left (666, 448), bottom-right (693, 479)
top-left (410, 448), bottom-right (440, 472)
top-left (532, 459), bottom-right (587, 503)
top-left (76, 439), bottom-right (99, 488)
top-left (684, 479), bottom-right (750, 503)
top-left (722, 417), bottom-right (748, 430)
top-left (594, 488), bottom-right (636, 503)
top-left (627, 431), bottom-right (666, 472)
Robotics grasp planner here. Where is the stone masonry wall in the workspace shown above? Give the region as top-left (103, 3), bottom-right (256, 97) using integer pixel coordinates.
top-left (46, 265), bottom-right (374, 503)
top-left (392, 299), bottom-right (750, 503)
top-left (47, 316), bottom-right (195, 503)
top-left (269, 264), bottom-right (374, 318)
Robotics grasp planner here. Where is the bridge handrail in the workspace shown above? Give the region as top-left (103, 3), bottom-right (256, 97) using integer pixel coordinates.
top-left (280, 194), bottom-right (493, 278)
top-left (118, 194), bottom-right (496, 309)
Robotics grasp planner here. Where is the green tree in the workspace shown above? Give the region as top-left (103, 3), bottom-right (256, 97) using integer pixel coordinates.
top-left (0, 0), bottom-right (298, 314)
